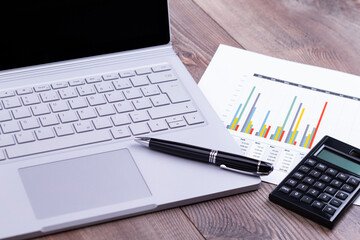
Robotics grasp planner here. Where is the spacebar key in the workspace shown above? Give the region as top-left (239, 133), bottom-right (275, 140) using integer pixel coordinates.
top-left (6, 131), bottom-right (112, 159)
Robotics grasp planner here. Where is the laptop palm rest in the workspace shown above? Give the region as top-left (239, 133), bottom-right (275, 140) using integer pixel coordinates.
top-left (19, 149), bottom-right (152, 219)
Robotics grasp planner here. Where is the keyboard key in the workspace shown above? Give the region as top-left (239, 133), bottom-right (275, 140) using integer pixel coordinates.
top-left (159, 81), bottom-right (190, 103)
top-left (151, 64), bottom-right (171, 72)
top-left (0, 110), bottom-right (12, 122)
top-left (130, 76), bottom-right (150, 87)
top-left (2, 97), bottom-right (22, 109)
top-left (330, 179), bottom-right (342, 188)
top-left (150, 95), bottom-right (171, 107)
top-left (307, 188), bottom-right (320, 197)
top-left (113, 79), bottom-right (132, 90)
top-left (148, 119), bottom-right (168, 132)
top-left (16, 87), bottom-right (33, 95)
top-left (148, 71), bottom-right (177, 84)
top-left (15, 132), bottom-right (35, 144)
top-left (119, 70), bottom-right (135, 78)
top-left (135, 67), bottom-right (152, 75)
top-left (31, 105), bottom-right (51, 116)
top-left (96, 105), bottom-right (116, 117)
top-left (286, 179), bottom-right (297, 187)
top-left (73, 121), bottom-right (94, 133)
top-left (184, 113), bottom-right (204, 125)
top-left (319, 175), bottom-right (331, 183)
top-left (296, 183), bottom-right (309, 192)
top-left (148, 102), bottom-right (196, 119)
top-left (94, 82), bottom-right (114, 93)
top-left (309, 170), bottom-right (321, 178)
top-left (335, 191), bottom-right (348, 200)
top-left (5, 130), bottom-right (112, 158)
top-left (0, 135), bottom-right (16, 147)
top-left (104, 91), bottom-right (125, 103)
top-left (347, 177), bottom-right (359, 186)
top-left (314, 181), bottom-right (326, 190)
top-left (336, 173), bottom-right (348, 181)
top-left (12, 108), bottom-right (32, 119)
top-left (311, 200), bottom-right (324, 209)
top-left (315, 163), bottom-right (327, 171)
top-left (305, 159), bottom-right (317, 166)
top-left (110, 126), bottom-right (131, 139)
top-left (129, 123), bottom-right (150, 135)
top-left (325, 168), bottom-right (338, 176)
top-left (324, 186), bottom-right (337, 195)
top-left (20, 118), bottom-right (40, 130)
top-left (40, 92), bottom-right (60, 102)
top-left (49, 101), bottom-right (69, 113)
top-left (330, 198), bottom-right (342, 207)
top-left (34, 85), bottom-right (51, 92)
top-left (318, 193), bottom-right (331, 202)
top-left (303, 177), bottom-right (315, 185)
top-left (323, 205), bottom-right (336, 215)
top-left (298, 165), bottom-right (311, 173)
top-left (300, 195), bottom-right (313, 204)
top-left (292, 172), bottom-right (304, 180)
top-left (21, 94), bottom-right (41, 105)
top-left (69, 79), bottom-right (85, 86)
top-left (102, 73), bottom-right (119, 81)
top-left (279, 185), bottom-right (291, 194)
top-left (77, 85), bottom-right (96, 96)
top-left (92, 118), bottom-right (113, 130)
top-left (85, 76), bottom-right (103, 84)
top-left (0, 150), bottom-right (6, 161)
top-left (68, 98), bottom-right (88, 109)
top-left (54, 125), bottom-right (74, 136)
top-left (341, 184), bottom-right (354, 193)
top-left (1, 121), bottom-right (21, 133)
top-left (58, 88), bottom-right (78, 99)
top-left (0, 90), bottom-right (16, 98)
top-left (129, 111), bottom-right (150, 123)
top-left (39, 115), bottom-right (59, 126)
top-left (87, 95), bottom-right (107, 106)
top-left (290, 190), bottom-right (302, 199)
top-left (58, 111), bottom-right (78, 123)
top-left (141, 85), bottom-right (161, 97)
top-left (123, 88), bottom-right (143, 99)
top-left (35, 128), bottom-right (55, 140)
top-left (51, 82), bottom-right (68, 89)
top-left (111, 114), bottom-right (131, 126)
top-left (77, 108), bottom-right (97, 120)
top-left (132, 98), bottom-right (152, 110)
top-left (114, 101), bottom-right (134, 113)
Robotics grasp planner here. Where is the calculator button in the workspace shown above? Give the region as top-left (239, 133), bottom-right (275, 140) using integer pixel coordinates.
top-left (341, 184), bottom-right (354, 193)
top-left (313, 181), bottom-right (326, 190)
top-left (296, 183), bottom-right (309, 192)
top-left (315, 163), bottom-right (327, 172)
top-left (298, 165), bottom-right (311, 173)
top-left (309, 170), bottom-right (321, 178)
top-left (286, 179), bottom-right (297, 187)
top-left (325, 186), bottom-right (337, 195)
top-left (323, 205), bottom-right (336, 215)
top-left (311, 200), bottom-right (324, 209)
top-left (307, 188), bottom-right (320, 197)
top-left (330, 179), bottom-right (343, 188)
top-left (305, 159), bottom-right (317, 166)
top-left (303, 177), bottom-right (315, 185)
top-left (279, 186), bottom-right (291, 194)
top-left (335, 191), bottom-right (348, 200)
top-left (293, 172), bottom-right (304, 180)
top-left (325, 168), bottom-right (338, 177)
top-left (300, 195), bottom-right (313, 204)
top-left (318, 193), bottom-right (331, 202)
top-left (336, 173), bottom-right (348, 181)
top-left (330, 198), bottom-right (342, 207)
top-left (319, 175), bottom-right (332, 183)
top-left (290, 190), bottom-right (302, 199)
top-left (347, 177), bottom-right (359, 186)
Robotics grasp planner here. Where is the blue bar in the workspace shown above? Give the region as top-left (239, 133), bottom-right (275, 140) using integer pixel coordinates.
top-left (228, 104), bottom-right (242, 129)
top-left (271, 127), bottom-right (280, 140)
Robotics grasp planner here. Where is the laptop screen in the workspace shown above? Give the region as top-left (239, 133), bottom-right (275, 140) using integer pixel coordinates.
top-left (0, 0), bottom-right (170, 71)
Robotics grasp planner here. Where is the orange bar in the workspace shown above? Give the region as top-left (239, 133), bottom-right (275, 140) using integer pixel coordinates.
top-left (264, 126), bottom-right (271, 138)
top-left (309, 102), bottom-right (328, 148)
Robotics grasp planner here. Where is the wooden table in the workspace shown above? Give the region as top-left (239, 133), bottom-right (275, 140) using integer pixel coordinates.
top-left (37, 1), bottom-right (360, 239)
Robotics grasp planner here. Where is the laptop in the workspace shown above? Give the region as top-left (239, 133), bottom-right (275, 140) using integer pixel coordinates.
top-left (0, 1), bottom-right (260, 239)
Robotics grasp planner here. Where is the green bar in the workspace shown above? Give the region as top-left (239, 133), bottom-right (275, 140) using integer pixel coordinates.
top-left (233, 86), bottom-right (255, 128)
top-left (281, 96), bottom-right (297, 130)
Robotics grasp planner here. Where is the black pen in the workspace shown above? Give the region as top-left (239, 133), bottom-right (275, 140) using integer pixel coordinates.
top-left (134, 137), bottom-right (273, 176)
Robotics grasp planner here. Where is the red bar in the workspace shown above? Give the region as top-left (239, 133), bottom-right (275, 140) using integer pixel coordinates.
top-left (309, 102), bottom-right (328, 148)
top-left (264, 126), bottom-right (271, 138)
top-left (249, 128), bottom-right (254, 135)
top-left (293, 141), bottom-right (297, 145)
top-left (235, 125), bottom-right (239, 131)
top-left (279, 131), bottom-right (285, 142)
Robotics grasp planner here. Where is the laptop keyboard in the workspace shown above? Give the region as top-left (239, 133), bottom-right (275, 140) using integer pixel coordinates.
top-left (0, 63), bottom-right (205, 160)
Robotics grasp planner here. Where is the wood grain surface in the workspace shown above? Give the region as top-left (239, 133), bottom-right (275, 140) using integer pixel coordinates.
top-left (35, 0), bottom-right (360, 239)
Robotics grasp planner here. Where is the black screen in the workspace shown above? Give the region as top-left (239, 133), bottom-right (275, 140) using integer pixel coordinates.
top-left (0, 0), bottom-right (170, 71)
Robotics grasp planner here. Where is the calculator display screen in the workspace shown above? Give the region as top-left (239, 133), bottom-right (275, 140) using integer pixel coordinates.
top-left (316, 148), bottom-right (360, 175)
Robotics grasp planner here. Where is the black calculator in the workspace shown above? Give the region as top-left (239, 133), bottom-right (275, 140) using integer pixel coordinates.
top-left (269, 136), bottom-right (360, 228)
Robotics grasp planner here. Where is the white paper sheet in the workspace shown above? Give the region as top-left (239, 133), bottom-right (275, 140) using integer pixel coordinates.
top-left (199, 44), bottom-right (360, 205)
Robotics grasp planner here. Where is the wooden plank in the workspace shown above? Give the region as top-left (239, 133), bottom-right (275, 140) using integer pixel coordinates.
top-left (35, 209), bottom-right (204, 240)
top-left (194, 0), bottom-right (360, 76)
top-left (182, 183), bottom-right (360, 239)
top-left (169, 0), bottom-right (242, 82)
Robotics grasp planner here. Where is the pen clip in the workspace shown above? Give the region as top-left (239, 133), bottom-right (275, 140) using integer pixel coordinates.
top-left (220, 164), bottom-right (271, 176)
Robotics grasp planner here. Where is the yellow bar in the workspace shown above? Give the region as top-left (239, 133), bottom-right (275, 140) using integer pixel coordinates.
top-left (245, 121), bottom-right (252, 133)
top-left (230, 118), bottom-right (238, 130)
top-left (260, 125), bottom-right (267, 137)
top-left (274, 127), bottom-right (282, 141)
top-left (304, 134), bottom-right (311, 148)
top-left (289, 108), bottom-right (305, 144)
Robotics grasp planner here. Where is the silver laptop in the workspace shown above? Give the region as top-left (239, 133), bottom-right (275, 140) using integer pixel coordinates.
top-left (0, 1), bottom-right (260, 239)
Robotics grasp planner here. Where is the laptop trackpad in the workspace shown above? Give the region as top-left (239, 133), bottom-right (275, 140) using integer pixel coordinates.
top-left (19, 149), bottom-right (152, 219)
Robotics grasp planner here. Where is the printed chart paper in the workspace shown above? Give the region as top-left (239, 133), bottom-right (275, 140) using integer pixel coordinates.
top-left (199, 44), bottom-right (360, 205)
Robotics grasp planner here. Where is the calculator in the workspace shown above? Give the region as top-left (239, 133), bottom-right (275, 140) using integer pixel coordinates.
top-left (269, 136), bottom-right (360, 228)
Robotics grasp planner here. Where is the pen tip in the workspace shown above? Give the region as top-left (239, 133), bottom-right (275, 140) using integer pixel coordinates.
top-left (134, 137), bottom-right (150, 147)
